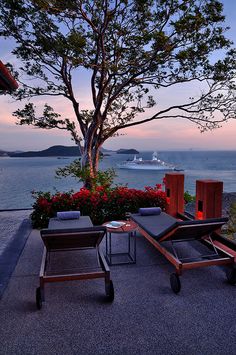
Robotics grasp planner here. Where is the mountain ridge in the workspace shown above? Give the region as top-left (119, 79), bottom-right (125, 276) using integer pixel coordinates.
top-left (0, 145), bottom-right (138, 157)
top-left (8, 145), bottom-right (82, 157)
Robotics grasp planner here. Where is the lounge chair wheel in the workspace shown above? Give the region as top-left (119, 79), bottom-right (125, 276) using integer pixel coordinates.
top-left (226, 268), bottom-right (236, 285)
top-left (170, 273), bottom-right (181, 294)
top-left (36, 287), bottom-right (42, 310)
top-left (106, 280), bottom-right (114, 302)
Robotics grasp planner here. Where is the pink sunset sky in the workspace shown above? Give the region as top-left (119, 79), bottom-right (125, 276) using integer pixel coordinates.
top-left (0, 0), bottom-right (236, 152)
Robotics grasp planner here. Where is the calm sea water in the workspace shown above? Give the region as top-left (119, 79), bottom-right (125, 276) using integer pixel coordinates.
top-left (0, 150), bottom-right (236, 209)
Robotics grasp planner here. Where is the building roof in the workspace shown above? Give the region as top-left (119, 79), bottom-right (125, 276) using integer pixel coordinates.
top-left (0, 60), bottom-right (18, 91)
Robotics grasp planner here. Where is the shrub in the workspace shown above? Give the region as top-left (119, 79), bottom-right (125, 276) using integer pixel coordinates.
top-left (221, 202), bottom-right (236, 241)
top-left (184, 190), bottom-right (195, 204)
top-left (55, 159), bottom-right (116, 190)
top-left (31, 184), bottom-right (167, 228)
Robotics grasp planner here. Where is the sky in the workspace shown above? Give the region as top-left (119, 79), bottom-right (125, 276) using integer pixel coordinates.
top-left (0, 0), bottom-right (236, 152)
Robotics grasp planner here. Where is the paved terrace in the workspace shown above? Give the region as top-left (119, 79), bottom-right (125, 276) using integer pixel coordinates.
top-left (0, 211), bottom-right (236, 355)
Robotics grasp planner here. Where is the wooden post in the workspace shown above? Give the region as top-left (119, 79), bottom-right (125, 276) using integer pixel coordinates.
top-left (195, 180), bottom-right (223, 220)
top-left (165, 173), bottom-right (185, 217)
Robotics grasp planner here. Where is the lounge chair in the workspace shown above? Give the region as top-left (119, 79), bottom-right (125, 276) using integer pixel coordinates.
top-left (36, 217), bottom-right (114, 309)
top-left (131, 212), bottom-right (236, 293)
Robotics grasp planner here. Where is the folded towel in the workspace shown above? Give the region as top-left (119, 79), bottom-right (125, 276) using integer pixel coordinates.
top-left (139, 207), bottom-right (162, 216)
top-left (57, 211), bottom-right (81, 220)
top-left (110, 221), bottom-right (123, 227)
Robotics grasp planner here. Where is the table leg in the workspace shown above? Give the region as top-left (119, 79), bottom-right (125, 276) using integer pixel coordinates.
top-left (105, 228), bottom-right (137, 265)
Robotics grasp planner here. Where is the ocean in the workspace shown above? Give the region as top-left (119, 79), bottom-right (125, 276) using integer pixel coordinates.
top-left (1, 150), bottom-right (236, 209)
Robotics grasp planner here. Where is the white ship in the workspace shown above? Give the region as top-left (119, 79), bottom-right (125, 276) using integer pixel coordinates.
top-left (117, 152), bottom-right (182, 171)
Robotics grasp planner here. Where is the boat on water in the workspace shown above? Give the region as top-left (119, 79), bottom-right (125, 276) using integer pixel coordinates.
top-left (117, 152), bottom-right (182, 171)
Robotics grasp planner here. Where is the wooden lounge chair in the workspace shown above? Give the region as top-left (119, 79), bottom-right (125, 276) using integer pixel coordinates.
top-left (131, 212), bottom-right (236, 293)
top-left (36, 219), bottom-right (114, 309)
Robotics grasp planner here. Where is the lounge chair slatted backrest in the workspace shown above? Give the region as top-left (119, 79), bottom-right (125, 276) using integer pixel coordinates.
top-left (40, 226), bottom-right (107, 251)
top-left (37, 220), bottom-right (114, 309)
top-left (167, 218), bottom-right (229, 241)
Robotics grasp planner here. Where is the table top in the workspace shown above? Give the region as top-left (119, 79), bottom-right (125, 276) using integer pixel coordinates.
top-left (48, 216), bottom-right (93, 230)
top-left (103, 220), bottom-right (137, 233)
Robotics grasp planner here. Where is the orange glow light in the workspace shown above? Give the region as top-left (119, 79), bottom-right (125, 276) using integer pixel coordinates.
top-left (197, 211), bottom-right (203, 220)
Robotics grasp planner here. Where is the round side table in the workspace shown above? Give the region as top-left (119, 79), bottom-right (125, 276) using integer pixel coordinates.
top-left (103, 220), bottom-right (137, 265)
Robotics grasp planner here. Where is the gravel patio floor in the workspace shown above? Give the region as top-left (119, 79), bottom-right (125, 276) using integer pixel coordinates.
top-left (0, 215), bottom-right (236, 355)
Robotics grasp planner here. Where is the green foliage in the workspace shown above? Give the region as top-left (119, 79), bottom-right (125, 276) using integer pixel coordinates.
top-left (1, 0), bottom-right (235, 134)
top-left (184, 191), bottom-right (196, 204)
top-left (31, 185), bottom-right (167, 228)
top-left (1, 0), bottom-right (236, 179)
top-left (55, 159), bottom-right (116, 190)
top-left (225, 202), bottom-right (236, 235)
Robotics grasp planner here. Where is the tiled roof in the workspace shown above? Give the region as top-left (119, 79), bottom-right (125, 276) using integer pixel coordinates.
top-left (0, 60), bottom-right (18, 91)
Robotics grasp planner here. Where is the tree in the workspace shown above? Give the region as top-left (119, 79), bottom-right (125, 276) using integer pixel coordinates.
top-left (0, 0), bottom-right (236, 187)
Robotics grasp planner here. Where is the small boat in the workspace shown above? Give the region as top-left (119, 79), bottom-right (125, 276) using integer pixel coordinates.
top-left (117, 152), bottom-right (182, 171)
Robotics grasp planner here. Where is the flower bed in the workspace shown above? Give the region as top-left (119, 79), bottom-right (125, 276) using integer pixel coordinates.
top-left (31, 184), bottom-right (167, 228)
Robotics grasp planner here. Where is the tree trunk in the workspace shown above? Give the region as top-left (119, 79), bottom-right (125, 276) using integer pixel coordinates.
top-left (80, 133), bottom-right (101, 190)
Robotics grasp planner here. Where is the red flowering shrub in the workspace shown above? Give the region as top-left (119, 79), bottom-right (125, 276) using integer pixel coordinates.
top-left (31, 184), bottom-right (167, 228)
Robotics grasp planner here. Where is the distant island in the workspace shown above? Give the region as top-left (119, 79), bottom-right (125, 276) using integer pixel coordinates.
top-left (116, 149), bottom-right (139, 154)
top-left (0, 145), bottom-right (139, 157)
top-left (0, 150), bottom-right (8, 157)
top-left (8, 145), bottom-right (82, 157)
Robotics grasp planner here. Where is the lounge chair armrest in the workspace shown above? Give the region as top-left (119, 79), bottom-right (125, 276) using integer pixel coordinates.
top-left (98, 247), bottom-right (110, 272)
top-left (177, 212), bottom-right (193, 220)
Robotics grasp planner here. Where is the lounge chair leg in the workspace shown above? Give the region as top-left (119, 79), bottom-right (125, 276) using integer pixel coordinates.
top-left (105, 280), bottom-right (114, 302)
top-left (39, 276), bottom-right (45, 302)
top-left (226, 267), bottom-right (236, 285)
top-left (170, 273), bottom-right (181, 294)
top-left (36, 287), bottom-right (43, 310)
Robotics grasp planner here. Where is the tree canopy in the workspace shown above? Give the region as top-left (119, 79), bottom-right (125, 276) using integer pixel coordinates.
top-left (0, 0), bottom-right (236, 183)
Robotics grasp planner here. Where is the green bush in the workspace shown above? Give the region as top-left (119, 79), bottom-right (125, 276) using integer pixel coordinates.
top-left (184, 191), bottom-right (195, 204)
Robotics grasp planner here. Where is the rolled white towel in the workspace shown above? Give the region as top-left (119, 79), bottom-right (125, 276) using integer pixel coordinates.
top-left (57, 211), bottom-right (81, 220)
top-left (139, 207), bottom-right (162, 216)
